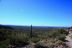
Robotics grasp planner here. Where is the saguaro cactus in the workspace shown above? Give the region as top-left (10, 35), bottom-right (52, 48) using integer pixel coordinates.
top-left (30, 25), bottom-right (32, 38)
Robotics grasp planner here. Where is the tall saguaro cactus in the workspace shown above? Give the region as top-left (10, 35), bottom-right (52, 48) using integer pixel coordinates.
top-left (30, 25), bottom-right (32, 38)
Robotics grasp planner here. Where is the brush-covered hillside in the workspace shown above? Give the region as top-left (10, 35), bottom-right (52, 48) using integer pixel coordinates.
top-left (0, 25), bottom-right (69, 48)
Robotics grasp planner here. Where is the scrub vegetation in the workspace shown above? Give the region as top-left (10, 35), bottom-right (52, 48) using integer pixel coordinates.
top-left (0, 25), bottom-right (69, 48)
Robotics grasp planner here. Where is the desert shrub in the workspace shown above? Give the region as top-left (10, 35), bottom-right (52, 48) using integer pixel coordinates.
top-left (56, 34), bottom-right (66, 41)
top-left (0, 44), bottom-right (7, 48)
top-left (0, 31), bottom-right (7, 41)
top-left (30, 37), bottom-right (40, 43)
top-left (9, 33), bottom-right (29, 46)
top-left (35, 38), bottom-right (64, 48)
top-left (58, 29), bottom-right (69, 35)
top-left (0, 39), bottom-right (10, 48)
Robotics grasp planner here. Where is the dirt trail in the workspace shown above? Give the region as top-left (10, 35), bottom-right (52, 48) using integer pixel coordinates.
top-left (65, 33), bottom-right (72, 48)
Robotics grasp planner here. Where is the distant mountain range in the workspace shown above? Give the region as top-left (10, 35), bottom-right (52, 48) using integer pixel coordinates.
top-left (0, 24), bottom-right (68, 30)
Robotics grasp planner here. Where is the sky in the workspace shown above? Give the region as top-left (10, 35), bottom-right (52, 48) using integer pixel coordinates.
top-left (0, 0), bottom-right (72, 26)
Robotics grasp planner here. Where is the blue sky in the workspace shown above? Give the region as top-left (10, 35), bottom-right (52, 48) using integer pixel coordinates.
top-left (0, 0), bottom-right (72, 26)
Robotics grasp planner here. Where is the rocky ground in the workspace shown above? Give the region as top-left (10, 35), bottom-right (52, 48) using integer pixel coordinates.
top-left (65, 33), bottom-right (72, 48)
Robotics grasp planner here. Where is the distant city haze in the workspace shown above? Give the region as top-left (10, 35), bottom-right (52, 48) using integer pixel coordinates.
top-left (0, 0), bottom-right (72, 26)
